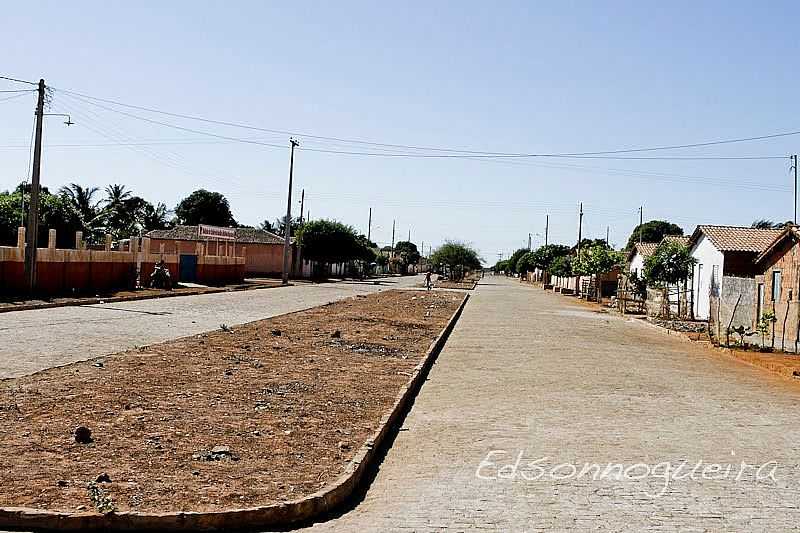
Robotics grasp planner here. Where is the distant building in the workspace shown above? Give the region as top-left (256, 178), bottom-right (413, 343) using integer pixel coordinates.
top-left (754, 225), bottom-right (800, 351)
top-left (147, 225), bottom-right (292, 278)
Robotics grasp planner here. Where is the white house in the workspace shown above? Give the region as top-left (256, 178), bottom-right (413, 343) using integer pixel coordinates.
top-left (627, 242), bottom-right (658, 277)
top-left (687, 225), bottom-right (781, 320)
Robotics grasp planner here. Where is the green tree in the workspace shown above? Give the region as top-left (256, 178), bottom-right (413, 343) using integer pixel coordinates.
top-left (429, 241), bottom-right (482, 281)
top-left (516, 251), bottom-right (536, 277)
top-left (493, 259), bottom-right (509, 273)
top-left (549, 255), bottom-right (572, 278)
top-left (296, 219), bottom-right (371, 277)
top-left (572, 244), bottom-right (624, 301)
top-left (393, 240), bottom-right (421, 274)
top-left (507, 248), bottom-right (529, 275)
top-left (174, 189), bottom-right (237, 227)
top-left (530, 244), bottom-right (571, 271)
top-left (751, 219), bottom-right (789, 230)
top-left (643, 241), bottom-right (696, 317)
top-left (59, 183), bottom-right (107, 243)
top-left (625, 220), bottom-right (683, 251)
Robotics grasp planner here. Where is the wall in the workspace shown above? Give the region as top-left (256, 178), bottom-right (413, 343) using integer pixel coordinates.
top-left (149, 238), bottom-right (287, 277)
top-left (708, 276), bottom-right (757, 344)
top-left (759, 238), bottom-right (800, 352)
top-left (1, 230), bottom-right (244, 296)
top-left (690, 234), bottom-right (724, 320)
top-left (629, 252), bottom-right (645, 277)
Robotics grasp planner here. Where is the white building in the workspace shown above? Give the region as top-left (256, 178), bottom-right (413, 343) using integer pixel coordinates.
top-left (687, 225), bottom-right (781, 320)
top-left (627, 242), bottom-right (658, 277)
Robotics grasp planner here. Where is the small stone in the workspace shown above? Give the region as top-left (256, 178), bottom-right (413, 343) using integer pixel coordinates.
top-left (337, 441), bottom-right (351, 451)
top-left (331, 330), bottom-right (341, 339)
top-left (95, 473), bottom-right (111, 483)
top-left (253, 430), bottom-right (261, 436)
top-left (284, 430), bottom-right (293, 436)
top-left (93, 361), bottom-right (104, 368)
top-left (271, 329), bottom-right (282, 336)
top-left (57, 480), bottom-right (68, 487)
top-left (74, 426), bottom-right (93, 444)
top-left (191, 470), bottom-right (200, 476)
top-left (76, 505), bottom-right (87, 511)
top-left (211, 445), bottom-right (231, 456)
top-left (224, 369), bottom-right (233, 376)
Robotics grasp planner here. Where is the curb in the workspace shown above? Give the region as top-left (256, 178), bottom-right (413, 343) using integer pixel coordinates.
top-left (0, 293), bottom-right (470, 531)
top-left (0, 282), bottom-right (289, 314)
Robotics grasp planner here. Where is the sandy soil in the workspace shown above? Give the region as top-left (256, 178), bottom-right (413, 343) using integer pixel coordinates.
top-left (0, 289), bottom-right (462, 514)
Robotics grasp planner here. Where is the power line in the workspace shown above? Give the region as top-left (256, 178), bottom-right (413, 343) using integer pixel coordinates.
top-left (0, 92), bottom-right (33, 104)
top-left (0, 75), bottom-right (37, 86)
top-left (0, 89), bottom-right (36, 93)
top-left (53, 86), bottom-right (800, 159)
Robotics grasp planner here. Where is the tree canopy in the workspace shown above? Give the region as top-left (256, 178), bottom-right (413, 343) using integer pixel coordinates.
top-left (393, 240), bottom-right (421, 274)
top-left (572, 244), bottom-right (624, 276)
top-left (643, 241), bottom-right (695, 286)
top-left (429, 241), bottom-right (482, 280)
top-left (515, 251), bottom-right (536, 276)
top-left (530, 244), bottom-right (571, 271)
top-left (507, 248), bottom-right (529, 274)
top-left (751, 219), bottom-right (790, 230)
top-left (625, 220), bottom-right (683, 250)
top-left (296, 219), bottom-right (372, 265)
top-left (549, 255), bottom-right (572, 278)
top-left (174, 189), bottom-right (237, 227)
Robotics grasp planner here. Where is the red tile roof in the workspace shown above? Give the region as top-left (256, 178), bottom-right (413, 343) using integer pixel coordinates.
top-left (690, 225), bottom-right (782, 253)
top-left (755, 225), bottom-right (800, 264)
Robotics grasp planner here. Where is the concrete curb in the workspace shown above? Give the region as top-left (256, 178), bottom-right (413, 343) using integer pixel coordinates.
top-left (0, 282), bottom-right (288, 314)
top-left (0, 293), bottom-right (470, 531)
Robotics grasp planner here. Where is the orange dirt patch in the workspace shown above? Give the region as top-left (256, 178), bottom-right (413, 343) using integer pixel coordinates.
top-left (718, 347), bottom-right (800, 381)
top-left (0, 290), bottom-right (462, 514)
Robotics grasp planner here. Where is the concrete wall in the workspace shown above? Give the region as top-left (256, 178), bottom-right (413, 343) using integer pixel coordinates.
top-left (709, 276), bottom-right (756, 344)
top-left (1, 229), bottom-right (244, 296)
top-left (690, 234), bottom-right (724, 320)
top-left (629, 252), bottom-right (645, 277)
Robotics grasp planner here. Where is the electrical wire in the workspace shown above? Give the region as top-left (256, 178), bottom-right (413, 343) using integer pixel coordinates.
top-left (0, 92), bottom-right (32, 104)
top-left (54, 86), bottom-right (800, 159)
top-left (0, 75), bottom-right (37, 86)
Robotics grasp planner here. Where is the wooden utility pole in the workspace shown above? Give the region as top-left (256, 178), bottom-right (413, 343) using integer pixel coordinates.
top-left (367, 207), bottom-right (372, 241)
top-left (408, 228), bottom-right (411, 242)
top-left (299, 188), bottom-right (305, 224)
top-left (792, 155), bottom-right (798, 224)
top-left (281, 138), bottom-right (299, 285)
top-left (24, 79), bottom-right (46, 293)
top-left (545, 214), bottom-right (549, 247)
top-left (638, 206), bottom-right (643, 244)
top-left (528, 233), bottom-right (532, 250)
top-left (391, 219), bottom-right (396, 257)
top-left (606, 226), bottom-right (610, 247)
top-left (577, 202), bottom-right (583, 255)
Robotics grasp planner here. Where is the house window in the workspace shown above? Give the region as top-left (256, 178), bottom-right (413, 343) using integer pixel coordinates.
top-left (772, 270), bottom-right (782, 301)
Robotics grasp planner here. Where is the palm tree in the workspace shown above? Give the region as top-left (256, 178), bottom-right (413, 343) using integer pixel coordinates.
top-left (59, 183), bottom-right (107, 243)
top-left (104, 184), bottom-right (132, 209)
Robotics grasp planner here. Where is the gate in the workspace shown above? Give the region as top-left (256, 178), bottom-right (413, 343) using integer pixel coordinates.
top-left (179, 254), bottom-right (198, 282)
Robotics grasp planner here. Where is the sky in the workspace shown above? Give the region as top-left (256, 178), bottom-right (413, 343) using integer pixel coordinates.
top-left (1, 1), bottom-right (798, 263)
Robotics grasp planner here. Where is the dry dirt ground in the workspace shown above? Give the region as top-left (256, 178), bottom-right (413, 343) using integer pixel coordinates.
top-left (0, 289), bottom-right (462, 514)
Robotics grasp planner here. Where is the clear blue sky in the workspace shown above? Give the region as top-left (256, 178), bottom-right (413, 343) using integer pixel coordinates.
top-left (1, 1), bottom-right (797, 262)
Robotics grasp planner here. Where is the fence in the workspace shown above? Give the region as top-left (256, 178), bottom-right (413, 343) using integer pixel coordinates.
top-left (0, 227), bottom-right (244, 296)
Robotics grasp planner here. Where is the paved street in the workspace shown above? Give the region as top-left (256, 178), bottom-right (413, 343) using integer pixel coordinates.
top-left (295, 275), bottom-right (800, 532)
top-left (0, 276), bottom-right (422, 378)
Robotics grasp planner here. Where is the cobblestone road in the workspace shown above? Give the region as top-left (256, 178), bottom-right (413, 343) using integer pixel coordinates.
top-left (0, 276), bottom-right (422, 378)
top-left (294, 276), bottom-right (800, 532)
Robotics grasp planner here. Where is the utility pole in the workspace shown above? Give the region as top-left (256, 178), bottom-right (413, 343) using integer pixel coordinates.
top-left (299, 188), bottom-right (305, 224)
top-left (576, 202), bottom-right (583, 255)
top-left (391, 219), bottom-right (396, 257)
top-left (20, 179), bottom-right (27, 228)
top-left (367, 207), bottom-right (372, 241)
top-left (281, 138), bottom-right (299, 285)
top-left (24, 79), bottom-right (46, 293)
top-left (545, 214), bottom-right (549, 247)
top-left (528, 233), bottom-right (532, 250)
top-left (638, 206), bottom-right (643, 244)
top-left (792, 155), bottom-right (797, 224)
top-left (606, 226), bottom-right (610, 247)
top-left (408, 228), bottom-right (411, 242)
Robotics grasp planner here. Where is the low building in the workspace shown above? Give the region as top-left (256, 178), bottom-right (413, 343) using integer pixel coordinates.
top-left (753, 225), bottom-right (800, 352)
top-left (687, 225), bottom-right (782, 320)
top-left (627, 242), bottom-right (658, 277)
top-left (147, 225), bottom-right (292, 278)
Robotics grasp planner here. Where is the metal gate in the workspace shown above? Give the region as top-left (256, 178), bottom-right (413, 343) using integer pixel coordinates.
top-left (179, 254), bottom-right (198, 282)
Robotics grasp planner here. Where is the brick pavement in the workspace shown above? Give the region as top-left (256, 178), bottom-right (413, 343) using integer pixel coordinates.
top-left (0, 276), bottom-right (421, 378)
top-left (291, 275), bottom-right (800, 532)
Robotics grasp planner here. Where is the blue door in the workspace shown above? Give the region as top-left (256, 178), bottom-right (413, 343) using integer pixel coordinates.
top-left (179, 254), bottom-right (198, 282)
